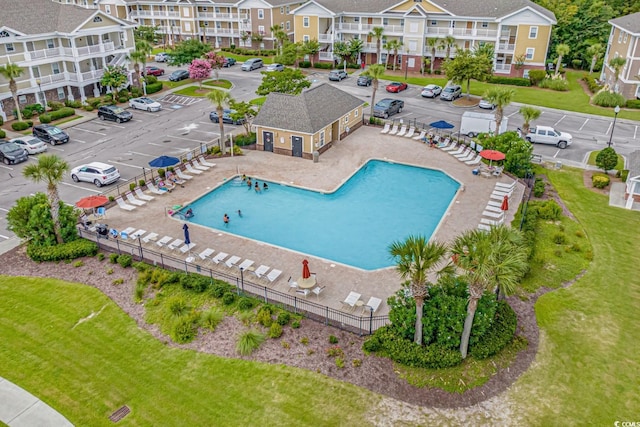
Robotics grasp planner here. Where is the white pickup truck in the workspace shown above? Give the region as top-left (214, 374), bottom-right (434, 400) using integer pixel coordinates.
top-left (525, 125), bottom-right (573, 149)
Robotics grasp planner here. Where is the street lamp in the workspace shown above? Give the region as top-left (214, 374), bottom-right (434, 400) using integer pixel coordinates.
top-left (608, 105), bottom-right (620, 147)
top-left (35, 78), bottom-right (47, 110)
top-left (404, 50), bottom-right (409, 81)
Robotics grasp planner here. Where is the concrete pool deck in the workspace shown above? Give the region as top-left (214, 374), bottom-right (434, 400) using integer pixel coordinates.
top-left (103, 126), bottom-right (525, 316)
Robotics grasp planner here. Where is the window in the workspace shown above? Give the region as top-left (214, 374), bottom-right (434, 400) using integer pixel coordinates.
top-left (383, 18), bottom-right (389, 25)
top-left (320, 130), bottom-right (325, 146)
top-left (286, 21), bottom-right (290, 31)
top-left (430, 20), bottom-right (437, 26)
top-left (280, 7), bottom-right (284, 14)
top-left (258, 25), bottom-right (265, 35)
top-left (93, 16), bottom-right (102, 22)
top-left (303, 16), bottom-right (309, 27)
top-left (280, 23), bottom-right (284, 29)
top-left (354, 17), bottom-right (360, 23)
top-left (618, 32), bottom-right (622, 43)
top-left (0, 30), bottom-right (9, 38)
top-left (202, 7), bottom-right (207, 11)
top-left (105, 5), bottom-right (111, 14)
top-left (286, 6), bottom-right (290, 13)
top-left (258, 9), bottom-right (264, 19)
top-left (529, 26), bottom-right (538, 39)
top-left (52, 63), bottom-right (61, 74)
top-left (57, 87), bottom-right (65, 100)
top-left (409, 40), bottom-right (417, 51)
top-left (624, 33), bottom-right (628, 43)
top-left (344, 115), bottom-right (349, 123)
top-left (19, 95), bottom-right (27, 104)
top-left (184, 7), bottom-right (190, 17)
top-left (5, 43), bottom-right (14, 52)
top-left (185, 22), bottom-right (191, 31)
top-left (525, 48), bottom-right (534, 60)
top-left (481, 22), bottom-right (488, 28)
top-left (203, 22), bottom-right (208, 26)
top-left (303, 35), bottom-right (309, 42)
top-left (46, 39), bottom-right (55, 49)
top-left (450, 21), bottom-right (455, 28)
top-left (354, 109), bottom-right (359, 117)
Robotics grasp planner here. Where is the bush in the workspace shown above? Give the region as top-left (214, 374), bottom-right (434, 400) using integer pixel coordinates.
top-left (117, 254), bottom-right (133, 268)
top-left (130, 86), bottom-right (143, 97)
top-left (276, 312), bottom-right (290, 326)
top-left (47, 101), bottom-right (64, 111)
top-left (145, 75), bottom-right (158, 84)
top-left (118, 96), bottom-right (128, 103)
top-left (26, 239), bottom-right (98, 262)
top-left (535, 200), bottom-right (563, 220)
top-left (109, 253), bottom-right (119, 264)
top-left (236, 329), bottom-right (266, 355)
top-left (39, 114), bottom-right (52, 124)
top-left (292, 320), bottom-right (301, 329)
top-left (298, 61), bottom-right (311, 68)
top-left (571, 59), bottom-right (582, 69)
top-left (211, 282), bottom-right (232, 298)
top-left (104, 93), bottom-right (114, 103)
top-left (592, 91), bottom-right (626, 108)
top-left (592, 173), bottom-right (610, 188)
top-left (538, 77), bottom-right (569, 91)
top-left (234, 132), bottom-right (256, 146)
top-left (222, 291), bottom-right (235, 305)
top-left (626, 100), bottom-right (640, 109)
top-left (256, 306), bottom-right (273, 327)
top-left (469, 301), bottom-right (517, 359)
top-left (528, 69), bottom-right (547, 85)
top-left (0, 115), bottom-right (3, 125)
top-left (83, 105), bottom-right (94, 112)
top-left (170, 314), bottom-right (198, 343)
top-left (65, 100), bottom-right (82, 108)
top-left (582, 75), bottom-right (603, 93)
top-left (146, 82), bottom-right (163, 94)
top-left (0, 129), bottom-right (5, 138)
top-left (533, 179), bottom-right (545, 197)
top-left (179, 274), bottom-right (210, 293)
top-left (488, 76), bottom-right (531, 87)
top-left (620, 170), bottom-right (629, 182)
top-left (86, 97), bottom-right (102, 108)
top-left (200, 308), bottom-right (224, 331)
top-left (314, 62), bottom-right (333, 69)
top-left (553, 233), bottom-right (567, 244)
top-left (11, 121), bottom-right (31, 131)
top-left (269, 323), bottom-right (283, 339)
top-left (329, 335), bottom-right (339, 344)
top-left (238, 297), bottom-right (255, 310)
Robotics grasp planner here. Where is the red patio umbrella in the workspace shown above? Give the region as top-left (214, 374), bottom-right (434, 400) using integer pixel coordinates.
top-left (479, 149), bottom-right (506, 168)
top-left (75, 195), bottom-right (109, 209)
top-left (302, 259), bottom-right (310, 279)
top-left (501, 194), bottom-right (509, 212)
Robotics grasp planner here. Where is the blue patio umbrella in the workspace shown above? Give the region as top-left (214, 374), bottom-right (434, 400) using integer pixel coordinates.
top-left (429, 120), bottom-right (455, 129)
top-left (149, 155), bottom-right (180, 168)
top-left (183, 223), bottom-right (191, 245)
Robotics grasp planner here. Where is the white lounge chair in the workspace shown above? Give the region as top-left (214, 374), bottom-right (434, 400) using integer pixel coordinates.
top-left (437, 138), bottom-right (452, 149)
top-left (253, 265), bottom-right (270, 279)
top-left (146, 181), bottom-right (167, 195)
top-left (442, 143), bottom-right (460, 152)
top-left (191, 160), bottom-right (208, 171)
top-left (412, 129), bottom-right (426, 140)
top-left (295, 289), bottom-right (310, 298)
top-left (211, 252), bottom-right (228, 265)
top-left (115, 197), bottom-right (136, 211)
top-left (396, 125), bottom-right (407, 137)
top-left (465, 155), bottom-right (482, 166)
top-left (238, 259), bottom-right (254, 271)
top-left (167, 239), bottom-right (184, 251)
top-left (478, 223), bottom-right (492, 231)
top-left (287, 276), bottom-right (298, 292)
top-left (482, 210), bottom-right (505, 219)
top-left (131, 229), bottom-right (146, 239)
top-left (490, 192), bottom-right (510, 202)
top-left (363, 296), bottom-right (382, 314)
top-left (156, 235), bottom-right (172, 248)
top-left (180, 243), bottom-right (196, 254)
top-left (142, 232), bottom-right (158, 244)
top-left (481, 216), bottom-right (504, 226)
top-left (388, 124), bottom-right (399, 135)
top-left (453, 148), bottom-right (472, 159)
top-left (175, 169), bottom-right (193, 180)
top-left (198, 156), bottom-right (216, 167)
top-left (404, 127), bottom-right (415, 138)
top-left (449, 146), bottom-right (467, 156)
top-left (492, 187), bottom-right (514, 197)
top-left (342, 291), bottom-right (362, 312)
top-left (225, 255), bottom-right (241, 269)
top-left (312, 285), bottom-right (326, 300)
top-left (487, 200), bottom-right (503, 208)
top-left (198, 248), bottom-right (215, 261)
top-left (485, 204), bottom-right (504, 213)
top-left (134, 187), bottom-right (155, 201)
top-left (380, 123), bottom-right (391, 134)
top-left (495, 180), bottom-right (517, 190)
top-left (458, 151), bottom-right (477, 162)
top-left (184, 163), bottom-right (203, 175)
top-left (267, 269), bottom-right (282, 283)
top-left (125, 192), bottom-right (146, 206)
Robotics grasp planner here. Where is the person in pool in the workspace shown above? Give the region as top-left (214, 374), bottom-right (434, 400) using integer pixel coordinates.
top-left (241, 174), bottom-right (247, 181)
top-left (254, 181), bottom-right (261, 192)
top-left (263, 182), bottom-right (269, 190)
top-left (185, 208), bottom-right (194, 218)
top-left (223, 213), bottom-right (230, 224)
top-left (247, 178), bottom-right (252, 189)
top-left (237, 209), bottom-right (242, 217)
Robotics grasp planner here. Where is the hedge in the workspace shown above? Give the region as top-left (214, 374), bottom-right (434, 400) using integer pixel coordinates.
top-left (64, 99), bottom-right (82, 108)
top-left (626, 100), bottom-right (640, 109)
top-left (145, 82), bottom-right (163, 94)
top-left (488, 76), bottom-right (531, 87)
top-left (582, 75), bottom-right (603, 93)
top-left (468, 301), bottom-right (517, 359)
top-left (11, 121), bottom-right (31, 131)
top-left (527, 69), bottom-right (547, 85)
top-left (27, 239), bottom-right (98, 262)
top-left (39, 107), bottom-right (75, 124)
top-left (0, 129), bottom-right (5, 138)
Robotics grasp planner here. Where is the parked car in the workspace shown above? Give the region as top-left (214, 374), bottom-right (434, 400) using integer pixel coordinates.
top-left (0, 141), bottom-right (28, 165)
top-left (129, 97), bottom-right (162, 112)
top-left (209, 109), bottom-right (245, 125)
top-left (144, 66), bottom-right (164, 76)
top-left (10, 136), bottom-right (47, 155)
top-left (70, 162), bottom-right (120, 187)
top-left (222, 57), bottom-right (236, 67)
top-left (97, 105), bottom-right (133, 123)
top-left (241, 58), bottom-right (264, 71)
top-left (386, 82), bottom-right (408, 93)
top-left (328, 70), bottom-right (348, 81)
top-left (373, 98), bottom-right (404, 119)
top-left (169, 69), bottom-right (189, 81)
top-left (440, 84), bottom-right (462, 101)
top-left (266, 63), bottom-right (284, 72)
top-left (525, 126), bottom-right (573, 149)
top-left (357, 75), bottom-right (373, 86)
top-left (155, 52), bottom-right (169, 62)
top-left (421, 84), bottom-right (442, 98)
top-left (32, 124), bottom-right (69, 145)
top-left (478, 98), bottom-right (496, 109)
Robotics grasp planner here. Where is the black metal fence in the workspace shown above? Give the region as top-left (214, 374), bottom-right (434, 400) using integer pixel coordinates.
top-left (363, 113), bottom-right (477, 145)
top-left (78, 228), bottom-right (389, 336)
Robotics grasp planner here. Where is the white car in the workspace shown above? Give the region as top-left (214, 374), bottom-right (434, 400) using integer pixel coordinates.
top-left (266, 63), bottom-right (284, 72)
top-left (129, 97), bottom-right (162, 112)
top-left (70, 162), bottom-right (120, 187)
top-left (525, 125), bottom-right (573, 149)
top-left (155, 52), bottom-right (169, 62)
top-left (10, 136), bottom-right (47, 155)
top-left (478, 98), bottom-right (496, 109)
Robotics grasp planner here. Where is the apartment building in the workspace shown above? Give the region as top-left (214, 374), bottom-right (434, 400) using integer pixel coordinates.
top-left (94, 0), bottom-right (303, 50)
top-left (291, 0), bottom-right (556, 77)
top-left (0, 0), bottom-right (135, 121)
top-left (603, 12), bottom-right (640, 100)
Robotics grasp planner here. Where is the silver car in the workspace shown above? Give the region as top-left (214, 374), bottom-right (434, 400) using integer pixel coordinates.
top-left (440, 85), bottom-right (462, 101)
top-left (421, 84), bottom-right (442, 98)
top-left (129, 97), bottom-right (162, 112)
top-left (266, 63), bottom-right (284, 72)
top-left (479, 98), bottom-right (496, 109)
top-left (10, 136), bottom-right (47, 155)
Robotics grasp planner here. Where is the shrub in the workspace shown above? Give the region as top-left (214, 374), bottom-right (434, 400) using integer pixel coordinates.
top-left (488, 76), bottom-right (531, 87)
top-left (211, 282), bottom-right (232, 298)
top-left (571, 59), bottom-right (582, 70)
top-left (314, 62), bottom-right (333, 69)
top-left (179, 274), bottom-right (210, 293)
top-left (118, 96), bottom-right (128, 103)
top-left (292, 320), bottom-right (301, 329)
top-left (104, 93), bottom-right (114, 102)
top-left (352, 358), bottom-right (362, 367)
top-left (112, 278), bottom-right (124, 285)
top-left (236, 329), bottom-right (265, 355)
top-left (44, 107), bottom-right (75, 122)
top-left (39, 114), bottom-right (52, 124)
top-left (536, 200), bottom-right (563, 220)
top-left (626, 100), bottom-right (640, 109)
top-left (134, 282), bottom-right (146, 302)
top-left (86, 97), bottom-right (102, 108)
top-left (533, 179), bottom-right (545, 197)
top-left (222, 292), bottom-right (235, 305)
top-left (620, 170), bottom-right (629, 182)
top-left (0, 116), bottom-right (3, 125)
top-left (592, 91), bottom-right (626, 108)
top-left (97, 252), bottom-right (105, 261)
top-left (83, 105), bottom-right (94, 112)
top-left (138, 179), bottom-right (146, 187)
top-left (256, 306), bottom-right (273, 327)
top-left (269, 323), bottom-right (283, 339)
top-left (553, 233), bottom-right (567, 244)
top-left (170, 314), bottom-right (198, 343)
top-left (0, 129), bottom-right (5, 138)
top-left (109, 253), bottom-right (119, 264)
top-left (582, 75), bottom-right (603, 93)
top-left (146, 82), bottom-right (163, 94)
top-left (528, 69), bottom-right (547, 85)
top-left (300, 336), bottom-right (309, 345)
top-left (538, 77), bottom-right (569, 91)
top-left (26, 239), bottom-right (98, 262)
top-left (47, 101), bottom-right (64, 111)
top-left (238, 297), bottom-right (255, 310)
top-left (116, 254), bottom-right (132, 268)
top-left (64, 100), bottom-right (82, 108)
top-left (234, 132), bottom-right (256, 146)
top-left (131, 86), bottom-right (143, 97)
top-left (276, 312), bottom-right (290, 326)
top-left (106, 268), bottom-right (114, 275)
top-left (363, 334), bottom-right (383, 352)
top-left (167, 296), bottom-right (189, 318)
top-left (469, 301), bottom-right (517, 359)
top-left (595, 147), bottom-right (619, 173)
top-left (145, 75), bottom-right (158, 84)
top-left (329, 335), bottom-right (339, 344)
top-left (592, 173), bottom-right (610, 188)
top-left (73, 260), bottom-right (84, 268)
top-left (298, 61), bottom-right (311, 68)
top-left (200, 308), bottom-right (224, 331)
top-left (11, 121), bottom-right (31, 131)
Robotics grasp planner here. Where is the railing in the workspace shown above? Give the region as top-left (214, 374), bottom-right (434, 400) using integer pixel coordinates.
top-left (318, 51), bottom-right (335, 61)
top-left (318, 34), bottom-right (332, 42)
top-left (130, 10), bottom-right (179, 18)
top-left (204, 28), bottom-right (238, 36)
top-left (78, 229), bottom-right (389, 336)
top-left (494, 63), bottom-right (512, 74)
top-left (80, 69), bottom-right (104, 82)
top-left (383, 24), bottom-right (404, 34)
top-left (497, 43), bottom-right (515, 52)
top-left (425, 27), bottom-right (498, 38)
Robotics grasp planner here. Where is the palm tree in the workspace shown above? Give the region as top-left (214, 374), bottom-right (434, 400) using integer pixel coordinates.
top-left (450, 226), bottom-right (529, 358)
top-left (518, 106), bottom-right (541, 135)
top-left (0, 63), bottom-right (24, 121)
top-left (368, 26), bottom-right (385, 64)
top-left (129, 49), bottom-right (147, 89)
top-left (609, 57), bottom-right (627, 90)
top-left (586, 43), bottom-right (604, 74)
top-left (555, 43), bottom-right (570, 75)
top-left (486, 226), bottom-right (529, 300)
top-left (389, 235), bottom-right (449, 345)
top-left (426, 37), bottom-right (439, 75)
top-left (206, 89), bottom-right (234, 155)
top-left (361, 64), bottom-right (386, 118)
top-left (270, 25), bottom-right (281, 53)
top-left (333, 41), bottom-right (350, 72)
top-left (382, 40), bottom-right (393, 69)
top-left (483, 87), bottom-right (515, 134)
top-left (23, 155), bottom-right (69, 245)
top-left (391, 40), bottom-right (403, 71)
top-left (443, 35), bottom-right (456, 60)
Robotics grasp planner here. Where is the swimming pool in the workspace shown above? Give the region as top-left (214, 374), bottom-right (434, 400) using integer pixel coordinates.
top-left (184, 160), bottom-right (460, 270)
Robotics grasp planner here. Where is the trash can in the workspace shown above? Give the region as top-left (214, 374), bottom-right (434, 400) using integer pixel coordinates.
top-left (313, 151), bottom-right (319, 163)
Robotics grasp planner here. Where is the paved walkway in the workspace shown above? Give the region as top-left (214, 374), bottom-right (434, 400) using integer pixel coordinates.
top-left (0, 377), bottom-right (73, 427)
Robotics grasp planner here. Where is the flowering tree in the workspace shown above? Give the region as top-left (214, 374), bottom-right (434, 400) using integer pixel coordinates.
top-left (188, 58), bottom-right (212, 89)
top-left (205, 51), bottom-right (225, 81)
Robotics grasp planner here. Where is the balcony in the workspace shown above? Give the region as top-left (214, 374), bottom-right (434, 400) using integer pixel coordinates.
top-left (318, 34), bottom-right (332, 42)
top-left (382, 24), bottom-right (404, 35)
top-left (198, 12), bottom-right (247, 20)
top-left (497, 43), bottom-right (515, 52)
top-left (494, 63), bottom-right (512, 74)
top-left (203, 28), bottom-right (238, 36)
top-left (80, 69), bottom-right (105, 82)
top-left (425, 27), bottom-right (498, 38)
top-left (130, 10), bottom-right (179, 18)
top-left (318, 51), bottom-right (335, 61)
top-left (23, 42), bottom-right (116, 62)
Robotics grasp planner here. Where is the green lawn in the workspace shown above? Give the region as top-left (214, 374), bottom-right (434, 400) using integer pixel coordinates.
top-left (163, 79), bottom-right (196, 89)
top-left (172, 80), bottom-right (232, 97)
top-left (0, 277), bottom-right (376, 426)
top-left (587, 150), bottom-right (625, 170)
top-left (222, 52), bottom-right (275, 65)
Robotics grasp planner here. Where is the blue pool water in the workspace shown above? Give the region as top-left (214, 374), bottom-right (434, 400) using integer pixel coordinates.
top-left (184, 160), bottom-right (459, 270)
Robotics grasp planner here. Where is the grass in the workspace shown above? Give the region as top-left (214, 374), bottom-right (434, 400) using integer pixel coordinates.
top-left (250, 96), bottom-right (267, 106)
top-left (587, 150), bottom-right (625, 170)
top-left (222, 52), bottom-right (275, 65)
top-left (0, 276), bottom-right (377, 426)
top-left (163, 79), bottom-right (196, 89)
top-left (203, 79), bottom-right (233, 89)
top-left (172, 86), bottom-right (213, 97)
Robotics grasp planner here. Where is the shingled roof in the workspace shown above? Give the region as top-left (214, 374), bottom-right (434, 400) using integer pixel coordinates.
top-left (610, 12), bottom-right (640, 35)
top-left (253, 83), bottom-right (365, 134)
top-left (0, 0), bottom-right (108, 34)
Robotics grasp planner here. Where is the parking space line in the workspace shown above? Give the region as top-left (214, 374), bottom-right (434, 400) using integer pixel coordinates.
top-left (553, 149), bottom-right (560, 158)
top-left (0, 165), bottom-right (12, 171)
top-left (74, 127), bottom-right (107, 136)
top-left (48, 146), bottom-right (65, 151)
top-left (634, 126), bottom-right (638, 139)
top-left (147, 142), bottom-right (190, 152)
top-left (578, 119), bottom-right (589, 131)
top-left (554, 115), bottom-right (566, 126)
top-left (507, 111), bottom-right (518, 117)
top-left (96, 122), bottom-right (126, 129)
top-left (74, 139), bottom-right (87, 143)
top-left (0, 234), bottom-right (8, 240)
top-left (60, 182), bottom-right (102, 193)
top-left (128, 151), bottom-right (155, 157)
top-left (170, 135), bottom-right (209, 143)
top-left (109, 160), bottom-right (145, 169)
top-left (606, 122), bottom-right (613, 135)
top-left (0, 207), bottom-right (8, 212)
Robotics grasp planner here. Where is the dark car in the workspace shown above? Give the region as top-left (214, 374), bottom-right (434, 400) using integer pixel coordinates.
top-left (144, 66), bottom-right (165, 76)
top-left (0, 141), bottom-right (28, 165)
top-left (373, 98), bottom-right (404, 119)
top-left (357, 75), bottom-right (372, 86)
top-left (386, 82), bottom-right (408, 93)
top-left (32, 124), bottom-right (69, 145)
top-left (209, 109), bottom-right (245, 125)
top-left (97, 105), bottom-right (133, 123)
top-left (328, 70), bottom-right (348, 81)
top-left (222, 57), bottom-right (236, 67)
top-left (169, 69), bottom-right (189, 81)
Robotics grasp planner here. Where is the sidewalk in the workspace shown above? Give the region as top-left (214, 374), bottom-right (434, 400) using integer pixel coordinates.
top-left (0, 377), bottom-right (73, 426)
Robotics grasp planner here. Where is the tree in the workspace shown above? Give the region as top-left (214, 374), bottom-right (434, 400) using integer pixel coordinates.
top-left (204, 51), bottom-right (225, 81)
top-left (240, 31), bottom-right (250, 48)
top-left (518, 106), bottom-right (541, 136)
top-left (275, 42), bottom-right (303, 66)
top-left (168, 39), bottom-right (211, 66)
top-left (555, 43), bottom-right (570, 75)
top-left (586, 43), bottom-right (604, 74)
top-left (390, 40), bottom-right (403, 71)
top-left (333, 41), bottom-right (350, 71)
top-left (273, 28), bottom-right (289, 56)
top-left (251, 33), bottom-right (264, 51)
top-left (188, 58), bottom-right (212, 89)
top-left (596, 147), bottom-right (618, 173)
top-left (270, 25), bottom-right (283, 54)
top-left (609, 57), bottom-right (626, 90)
top-left (256, 67), bottom-right (310, 95)
top-left (450, 226), bottom-right (528, 358)
top-left (483, 87), bottom-right (515, 134)
top-left (383, 40), bottom-right (393, 69)
top-left (442, 35), bottom-right (456, 60)
top-left (134, 25), bottom-right (159, 44)
top-left (347, 38), bottom-right (364, 65)
top-left (22, 155), bottom-right (70, 245)
top-left (0, 63), bottom-right (24, 121)
top-left (426, 37), bottom-right (439, 75)
top-left (100, 65), bottom-right (128, 94)
top-left (368, 26), bottom-right (385, 64)
top-left (301, 39), bottom-right (320, 67)
top-left (229, 100), bottom-right (259, 136)
top-left (206, 89), bottom-right (234, 155)
top-left (361, 64), bottom-right (386, 118)
top-left (477, 131), bottom-right (533, 178)
top-left (129, 49), bottom-right (147, 89)
top-left (389, 235), bottom-right (449, 345)
top-left (441, 48), bottom-right (493, 99)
